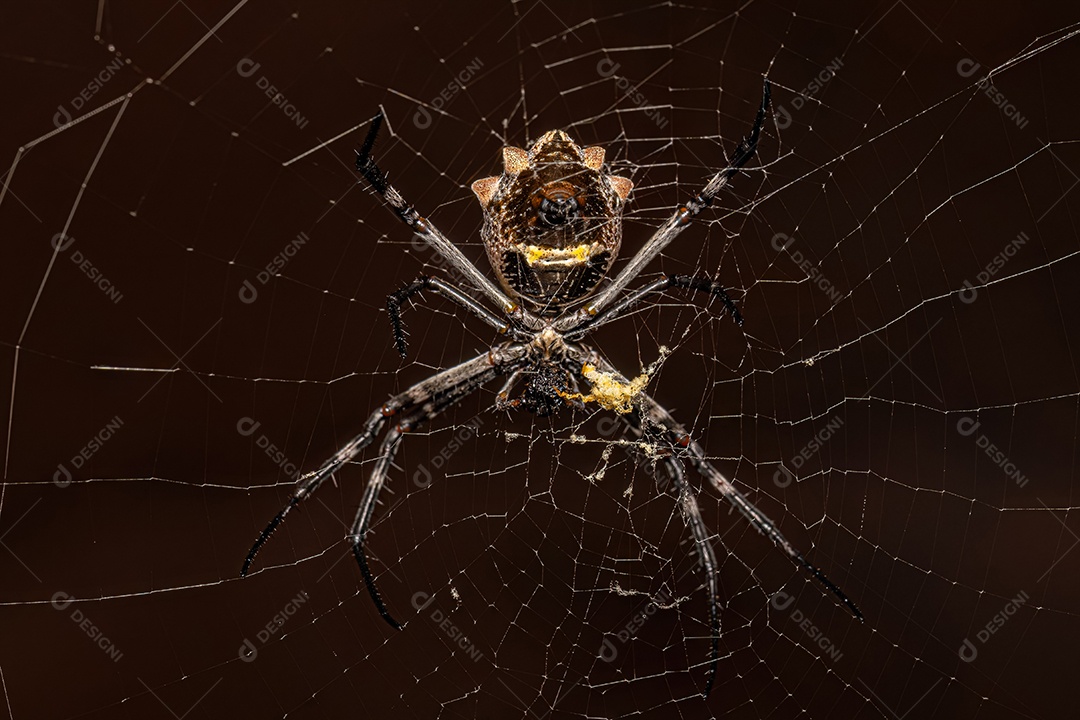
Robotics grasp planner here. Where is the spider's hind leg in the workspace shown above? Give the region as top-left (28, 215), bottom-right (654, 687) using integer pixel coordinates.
top-left (613, 410), bottom-right (722, 697)
top-left (353, 110), bottom-right (526, 319)
top-left (636, 390), bottom-right (863, 622)
top-left (350, 427), bottom-right (405, 629)
top-left (570, 350), bottom-right (862, 695)
top-left (344, 346), bottom-right (528, 627)
top-left (354, 111), bottom-right (390, 195)
top-left (579, 80), bottom-right (771, 319)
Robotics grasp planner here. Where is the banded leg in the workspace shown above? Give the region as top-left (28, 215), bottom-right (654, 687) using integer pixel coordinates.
top-left (494, 368), bottom-right (526, 410)
top-left (349, 355), bottom-right (507, 628)
top-left (350, 427), bottom-right (404, 628)
top-left (388, 276), bottom-right (527, 358)
top-left (582, 80), bottom-right (771, 318)
top-left (562, 273), bottom-right (742, 340)
top-left (561, 348), bottom-right (861, 692)
top-left (637, 390), bottom-right (862, 621)
top-left (576, 348), bottom-right (860, 618)
top-left (241, 406), bottom-right (389, 577)
top-left (582, 394), bottom-right (724, 695)
top-left (356, 112), bottom-right (534, 324)
top-left (621, 430), bottom-right (722, 698)
top-left (663, 458), bottom-right (721, 697)
top-left (583, 396), bottom-right (724, 695)
top-left (241, 345), bottom-right (528, 578)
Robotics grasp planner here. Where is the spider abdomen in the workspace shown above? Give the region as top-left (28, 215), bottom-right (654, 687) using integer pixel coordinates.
top-left (471, 130), bottom-right (633, 316)
top-left (499, 249), bottom-right (612, 314)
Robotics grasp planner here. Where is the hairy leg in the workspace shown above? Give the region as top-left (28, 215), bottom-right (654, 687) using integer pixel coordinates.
top-left (562, 273), bottom-right (742, 340)
top-left (580, 81), bottom-right (770, 318)
top-left (242, 345), bottom-right (528, 577)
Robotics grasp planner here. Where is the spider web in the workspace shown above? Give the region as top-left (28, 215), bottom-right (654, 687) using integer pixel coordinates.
top-left (2, 1), bottom-right (1079, 718)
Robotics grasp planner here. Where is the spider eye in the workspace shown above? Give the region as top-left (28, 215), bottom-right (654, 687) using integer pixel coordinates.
top-left (537, 196), bottom-right (579, 227)
top-left (532, 182), bottom-right (584, 229)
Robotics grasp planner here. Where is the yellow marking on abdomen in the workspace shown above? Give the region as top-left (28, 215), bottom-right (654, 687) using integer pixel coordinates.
top-left (518, 243), bottom-right (597, 268)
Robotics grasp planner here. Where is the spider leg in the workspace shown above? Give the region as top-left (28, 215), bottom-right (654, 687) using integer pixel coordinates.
top-left (356, 112), bottom-right (539, 327)
top-left (387, 275), bottom-right (529, 358)
top-left (636, 386), bottom-right (862, 621)
top-left (241, 344), bottom-right (527, 579)
top-left (562, 347), bottom-right (860, 690)
top-left (350, 426), bottom-right (405, 628)
top-left (581, 80), bottom-right (771, 319)
top-left (349, 346), bottom-right (526, 628)
top-left (662, 456), bottom-right (721, 697)
top-left (240, 408), bottom-right (389, 578)
top-left (576, 375), bottom-right (723, 694)
top-left (562, 273), bottom-right (742, 340)
top-left (494, 368), bottom-right (526, 410)
top-left (623, 432), bottom-right (722, 697)
top-left (570, 349), bottom-right (860, 619)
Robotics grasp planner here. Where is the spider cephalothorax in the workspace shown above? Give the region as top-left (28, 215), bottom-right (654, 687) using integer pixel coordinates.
top-left (243, 81), bottom-right (862, 698)
top-left (471, 130), bottom-right (633, 315)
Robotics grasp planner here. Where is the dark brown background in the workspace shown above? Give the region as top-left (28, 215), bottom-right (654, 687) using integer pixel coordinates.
top-left (1, 1), bottom-right (1078, 718)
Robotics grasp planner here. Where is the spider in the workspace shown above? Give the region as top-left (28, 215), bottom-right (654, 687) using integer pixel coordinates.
top-left (241, 79), bottom-right (861, 696)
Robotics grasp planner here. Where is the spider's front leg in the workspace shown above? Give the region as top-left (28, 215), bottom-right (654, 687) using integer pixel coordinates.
top-left (580, 80), bottom-right (771, 320)
top-left (241, 407), bottom-right (390, 578)
top-left (386, 275), bottom-right (529, 358)
top-left (355, 111), bottom-right (542, 332)
top-left (350, 425), bottom-right (405, 627)
top-left (346, 345), bottom-right (526, 627)
top-left (561, 273), bottom-right (743, 340)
